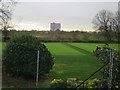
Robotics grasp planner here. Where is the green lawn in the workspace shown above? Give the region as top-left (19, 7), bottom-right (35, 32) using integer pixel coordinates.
top-left (0, 42), bottom-right (7, 58)
top-left (68, 43), bottom-right (119, 52)
top-left (45, 43), bottom-right (84, 55)
top-left (44, 43), bottom-right (102, 80)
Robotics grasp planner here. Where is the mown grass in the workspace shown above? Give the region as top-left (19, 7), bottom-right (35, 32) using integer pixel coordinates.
top-left (44, 43), bottom-right (102, 80)
top-left (68, 43), bottom-right (120, 52)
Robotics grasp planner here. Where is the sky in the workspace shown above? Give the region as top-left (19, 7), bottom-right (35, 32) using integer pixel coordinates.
top-left (11, 1), bottom-right (118, 31)
top-left (15, 0), bottom-right (120, 2)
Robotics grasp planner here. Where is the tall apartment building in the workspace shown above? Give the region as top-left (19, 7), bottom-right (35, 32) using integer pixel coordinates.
top-left (50, 22), bottom-right (61, 31)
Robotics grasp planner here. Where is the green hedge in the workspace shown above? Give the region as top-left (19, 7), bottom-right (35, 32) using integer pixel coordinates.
top-left (3, 35), bottom-right (54, 79)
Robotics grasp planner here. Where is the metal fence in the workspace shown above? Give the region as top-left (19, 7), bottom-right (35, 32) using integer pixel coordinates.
top-left (75, 49), bottom-right (114, 89)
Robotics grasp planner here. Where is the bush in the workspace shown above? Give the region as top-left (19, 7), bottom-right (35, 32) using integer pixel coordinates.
top-left (50, 79), bottom-right (67, 88)
top-left (49, 79), bottom-right (77, 88)
top-left (3, 35), bottom-right (54, 79)
top-left (94, 44), bottom-right (120, 88)
top-left (84, 78), bottom-right (100, 88)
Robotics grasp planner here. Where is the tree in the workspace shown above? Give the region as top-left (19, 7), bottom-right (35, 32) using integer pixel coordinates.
top-left (111, 11), bottom-right (120, 41)
top-left (93, 10), bottom-right (114, 42)
top-left (0, 0), bottom-right (17, 41)
top-left (3, 35), bottom-right (54, 79)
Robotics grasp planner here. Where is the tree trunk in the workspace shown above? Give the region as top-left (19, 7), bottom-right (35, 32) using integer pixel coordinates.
top-left (3, 27), bottom-right (9, 42)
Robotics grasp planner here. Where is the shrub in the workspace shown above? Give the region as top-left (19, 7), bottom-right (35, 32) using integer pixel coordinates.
top-left (94, 44), bottom-right (120, 88)
top-left (50, 79), bottom-right (67, 88)
top-left (50, 79), bottom-right (77, 88)
top-left (3, 35), bottom-right (54, 79)
top-left (85, 78), bottom-right (100, 88)
top-left (76, 78), bottom-right (100, 88)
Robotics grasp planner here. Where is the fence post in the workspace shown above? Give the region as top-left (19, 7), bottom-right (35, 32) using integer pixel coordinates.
top-left (36, 50), bottom-right (39, 88)
top-left (108, 49), bottom-right (113, 89)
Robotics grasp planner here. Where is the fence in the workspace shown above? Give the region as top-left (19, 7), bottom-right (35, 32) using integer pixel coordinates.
top-left (24, 50), bottom-right (40, 88)
top-left (75, 49), bottom-right (114, 89)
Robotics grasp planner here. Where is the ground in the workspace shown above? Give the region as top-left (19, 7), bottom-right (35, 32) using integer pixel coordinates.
top-left (1, 42), bottom-right (119, 88)
top-left (2, 66), bottom-right (52, 88)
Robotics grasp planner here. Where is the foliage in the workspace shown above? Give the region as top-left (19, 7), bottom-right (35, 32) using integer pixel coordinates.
top-left (50, 79), bottom-right (67, 88)
top-left (94, 44), bottom-right (120, 88)
top-left (50, 78), bottom-right (101, 88)
top-left (3, 35), bottom-right (54, 79)
top-left (9, 86), bottom-right (15, 88)
top-left (7, 30), bottom-right (119, 42)
top-left (50, 79), bottom-right (78, 88)
top-left (83, 78), bottom-right (101, 88)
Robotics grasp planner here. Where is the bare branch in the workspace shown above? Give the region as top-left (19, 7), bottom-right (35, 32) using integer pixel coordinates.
top-left (0, 0), bottom-right (17, 41)
top-left (92, 10), bottom-right (114, 41)
top-left (0, 0), bottom-right (16, 29)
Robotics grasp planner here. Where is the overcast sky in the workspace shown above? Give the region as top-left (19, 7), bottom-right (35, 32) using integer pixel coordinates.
top-left (11, 1), bottom-right (118, 31)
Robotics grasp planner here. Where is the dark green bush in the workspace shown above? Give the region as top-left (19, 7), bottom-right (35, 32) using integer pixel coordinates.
top-left (3, 35), bottom-right (54, 79)
top-left (94, 44), bottom-right (120, 88)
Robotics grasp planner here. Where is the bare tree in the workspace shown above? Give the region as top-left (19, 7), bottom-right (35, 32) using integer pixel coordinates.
top-left (118, 1), bottom-right (120, 42)
top-left (93, 10), bottom-right (114, 42)
top-left (0, 0), bottom-right (17, 41)
top-left (110, 11), bottom-right (120, 40)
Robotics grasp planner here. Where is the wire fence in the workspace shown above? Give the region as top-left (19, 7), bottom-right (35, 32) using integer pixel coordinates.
top-left (75, 49), bottom-right (114, 89)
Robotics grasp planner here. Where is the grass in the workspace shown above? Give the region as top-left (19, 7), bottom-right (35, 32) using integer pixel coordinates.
top-left (44, 43), bottom-right (102, 80)
top-left (79, 33), bottom-right (105, 41)
top-left (45, 43), bottom-right (84, 55)
top-left (0, 42), bottom-right (7, 59)
top-left (38, 83), bottom-right (50, 88)
top-left (68, 43), bottom-right (120, 52)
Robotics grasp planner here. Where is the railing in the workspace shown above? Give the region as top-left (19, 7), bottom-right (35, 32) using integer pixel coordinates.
top-left (75, 61), bottom-right (109, 88)
top-left (75, 48), bottom-right (114, 88)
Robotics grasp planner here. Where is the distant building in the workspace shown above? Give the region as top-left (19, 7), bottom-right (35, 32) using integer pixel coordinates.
top-left (50, 22), bottom-right (61, 31)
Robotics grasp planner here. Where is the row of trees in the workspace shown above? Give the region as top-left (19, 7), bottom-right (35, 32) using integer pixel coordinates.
top-left (93, 9), bottom-right (120, 42)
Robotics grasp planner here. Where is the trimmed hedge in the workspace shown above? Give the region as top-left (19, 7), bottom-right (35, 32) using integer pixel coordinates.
top-left (3, 35), bottom-right (54, 79)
